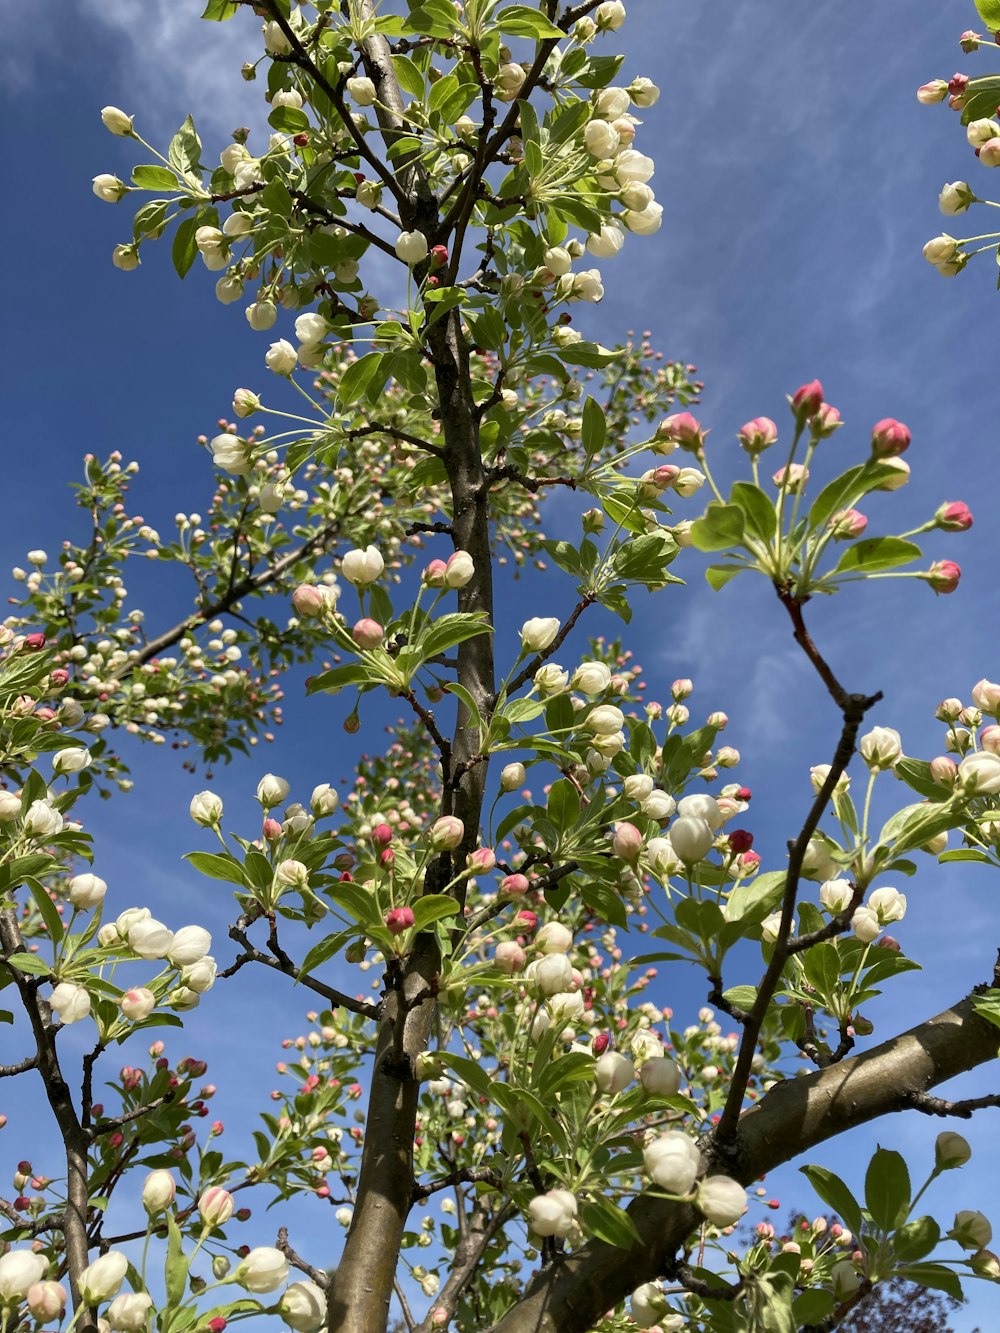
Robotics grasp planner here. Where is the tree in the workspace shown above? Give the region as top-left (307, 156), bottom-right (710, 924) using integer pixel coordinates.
top-left (3, 3), bottom-right (1000, 1333)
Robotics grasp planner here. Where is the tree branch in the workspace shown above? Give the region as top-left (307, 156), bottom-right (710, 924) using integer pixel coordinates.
top-left (485, 962), bottom-right (1000, 1333)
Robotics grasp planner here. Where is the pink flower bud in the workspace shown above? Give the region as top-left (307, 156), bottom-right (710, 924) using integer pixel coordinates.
top-left (372, 823), bottom-right (393, 847)
top-left (790, 380), bottom-right (823, 421)
top-left (352, 618), bottom-right (384, 649)
top-left (379, 847), bottom-right (395, 869)
top-left (501, 873), bottom-right (530, 896)
top-left (926, 560), bottom-right (961, 594)
top-left (467, 847), bottom-right (496, 873)
top-left (707, 711), bottom-right (728, 729)
top-left (949, 72), bottom-right (969, 95)
top-left (811, 403), bottom-right (842, 438)
top-left (739, 850), bottom-right (762, 873)
top-left (50, 669), bottom-right (69, 687)
top-left (658, 412), bottom-right (706, 452)
top-left (960, 30), bottom-right (982, 52)
top-left (262, 818), bottom-right (282, 840)
top-left (935, 500), bottom-right (973, 531)
top-left (877, 936), bottom-right (901, 952)
top-left (828, 508), bottom-right (868, 541)
top-left (737, 416), bottom-right (778, 454)
top-left (612, 822), bottom-right (643, 861)
top-left (728, 829), bottom-right (754, 854)
top-left (291, 585), bottom-right (326, 617)
top-left (429, 244), bottom-right (449, 269)
top-left (423, 559), bottom-right (448, 588)
top-left (671, 678), bottom-right (693, 700)
top-left (592, 1031), bottom-right (611, 1056)
top-left (24, 633), bottom-right (46, 651)
top-left (916, 79), bottom-right (949, 103)
top-left (494, 941), bottom-right (526, 973)
top-left (385, 906), bottom-right (415, 935)
top-left (198, 1187), bottom-right (235, 1228)
top-left (515, 909), bottom-right (538, 929)
top-left (430, 815), bottom-right (464, 851)
top-left (772, 463), bottom-right (809, 493)
top-left (930, 754), bottom-right (960, 783)
top-left (870, 417), bottom-right (911, 457)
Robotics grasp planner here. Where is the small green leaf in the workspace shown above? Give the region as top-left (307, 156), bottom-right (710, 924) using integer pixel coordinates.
top-left (832, 537), bottom-right (922, 575)
top-left (897, 1262), bottom-right (964, 1301)
top-left (27, 879), bottom-right (64, 942)
top-left (132, 165), bottom-right (179, 191)
top-left (582, 395), bottom-right (606, 462)
top-left (690, 503), bottom-right (746, 552)
top-left (410, 894), bottom-right (460, 932)
top-left (268, 105), bottom-right (310, 134)
top-left (306, 664), bottom-right (371, 695)
top-left (865, 1147), bottom-right (910, 1232)
top-left (497, 5), bottom-right (564, 38)
top-left (579, 1197), bottom-right (641, 1249)
top-left (184, 851), bottom-right (248, 887)
top-left (799, 1164), bottom-right (864, 1234)
top-left (164, 1211), bottom-right (189, 1305)
top-left (729, 480), bottom-right (776, 542)
top-left (201, 0), bottom-right (239, 17)
top-left (171, 216), bottom-right (199, 279)
top-left (893, 1215), bottom-right (940, 1262)
top-left (3, 952), bottom-right (52, 977)
top-left (168, 114), bottom-right (203, 177)
top-left (338, 352), bottom-right (385, 407)
top-left (705, 564), bottom-right (746, 591)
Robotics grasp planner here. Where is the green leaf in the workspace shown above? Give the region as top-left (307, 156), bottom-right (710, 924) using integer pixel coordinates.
top-left (410, 894), bottom-right (460, 931)
top-left (132, 165), bottom-right (179, 191)
top-left (581, 395), bottom-right (606, 461)
top-left (895, 757), bottom-right (951, 803)
top-left (268, 105), bottom-right (310, 134)
top-left (940, 848), bottom-right (994, 864)
top-left (865, 1147), bottom-right (910, 1232)
top-left (579, 1197), bottom-right (641, 1249)
top-left (974, 0), bottom-right (1000, 32)
top-left (296, 928), bottom-right (358, 981)
top-left (392, 54), bottom-right (425, 99)
top-left (306, 663), bottom-right (371, 695)
top-left (184, 851), bottom-right (248, 887)
top-left (338, 352), bottom-right (385, 407)
top-left (440, 1052), bottom-right (492, 1097)
top-left (971, 987), bottom-right (1000, 1030)
top-left (690, 503), bottom-right (746, 552)
top-left (896, 1262), bottom-right (964, 1301)
top-left (420, 612), bottom-right (492, 662)
top-left (893, 1214), bottom-right (940, 1262)
top-left (832, 537), bottom-right (922, 576)
top-left (799, 1164), bottom-right (864, 1234)
top-left (792, 1289), bottom-right (836, 1323)
top-left (164, 1211), bottom-right (189, 1305)
top-left (3, 952), bottom-right (51, 977)
top-left (201, 0), bottom-right (239, 17)
top-left (497, 4), bottom-right (563, 38)
top-left (546, 779), bottom-right (580, 833)
top-left (729, 480), bottom-right (776, 542)
top-left (168, 115), bottom-right (202, 177)
top-left (721, 984), bottom-right (757, 1010)
top-left (556, 340), bottom-right (619, 368)
top-left (27, 879), bottom-right (64, 942)
top-left (705, 563), bottom-right (746, 591)
top-left (171, 216), bottom-right (199, 279)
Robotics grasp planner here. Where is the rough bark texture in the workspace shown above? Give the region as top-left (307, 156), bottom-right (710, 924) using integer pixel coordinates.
top-left (485, 989), bottom-right (1000, 1333)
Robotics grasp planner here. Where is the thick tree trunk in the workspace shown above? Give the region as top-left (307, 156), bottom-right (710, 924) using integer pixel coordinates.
top-left (327, 302), bottom-right (493, 1331)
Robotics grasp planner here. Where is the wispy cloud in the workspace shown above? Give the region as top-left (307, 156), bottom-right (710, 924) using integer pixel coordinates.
top-left (77, 0), bottom-right (262, 138)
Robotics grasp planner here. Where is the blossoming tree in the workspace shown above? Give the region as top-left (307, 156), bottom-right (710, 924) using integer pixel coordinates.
top-left (4, 2), bottom-right (1000, 1333)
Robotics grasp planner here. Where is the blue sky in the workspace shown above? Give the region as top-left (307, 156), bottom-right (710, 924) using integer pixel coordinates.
top-left (3, 0), bottom-right (1000, 1325)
